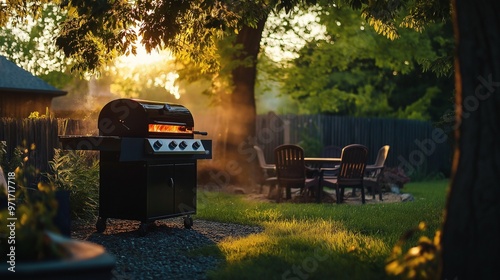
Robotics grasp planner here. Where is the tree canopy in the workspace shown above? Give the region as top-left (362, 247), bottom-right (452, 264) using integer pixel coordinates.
top-left (1, 0), bottom-right (450, 73)
top-left (0, 3), bottom-right (72, 88)
top-left (276, 5), bottom-right (454, 121)
top-left (2, 0), bottom-right (309, 74)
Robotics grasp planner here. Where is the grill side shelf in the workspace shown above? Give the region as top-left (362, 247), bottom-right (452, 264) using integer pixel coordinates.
top-left (59, 136), bottom-right (121, 151)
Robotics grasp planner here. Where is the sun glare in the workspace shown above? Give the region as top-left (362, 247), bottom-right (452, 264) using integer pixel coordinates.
top-left (112, 41), bottom-right (181, 99)
top-left (116, 45), bottom-right (169, 68)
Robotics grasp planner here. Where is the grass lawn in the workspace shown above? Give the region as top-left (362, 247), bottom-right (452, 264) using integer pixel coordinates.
top-left (195, 179), bottom-right (449, 280)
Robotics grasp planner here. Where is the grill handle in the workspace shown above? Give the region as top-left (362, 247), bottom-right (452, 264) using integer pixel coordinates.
top-left (169, 178), bottom-right (174, 188)
top-left (193, 131), bottom-right (208, 136)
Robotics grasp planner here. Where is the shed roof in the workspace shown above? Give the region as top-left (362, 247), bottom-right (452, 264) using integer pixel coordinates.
top-left (0, 55), bottom-right (67, 96)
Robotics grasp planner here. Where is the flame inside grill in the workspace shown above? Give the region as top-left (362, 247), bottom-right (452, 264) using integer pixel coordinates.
top-left (148, 124), bottom-right (193, 134)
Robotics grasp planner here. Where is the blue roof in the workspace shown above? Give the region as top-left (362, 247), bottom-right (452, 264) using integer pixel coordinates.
top-left (0, 55), bottom-right (66, 96)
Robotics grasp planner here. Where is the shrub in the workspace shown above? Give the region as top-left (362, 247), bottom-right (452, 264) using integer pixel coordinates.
top-left (0, 141), bottom-right (23, 174)
top-left (298, 133), bottom-right (323, 157)
top-left (0, 182), bottom-right (64, 262)
top-left (380, 167), bottom-right (411, 191)
top-left (1, 150), bottom-right (65, 262)
top-left (45, 149), bottom-right (99, 220)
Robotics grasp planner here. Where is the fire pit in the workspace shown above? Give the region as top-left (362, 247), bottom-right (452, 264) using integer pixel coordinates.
top-left (60, 99), bottom-right (212, 236)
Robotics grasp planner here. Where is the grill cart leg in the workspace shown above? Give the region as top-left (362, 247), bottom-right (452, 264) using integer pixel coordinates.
top-left (96, 217), bottom-right (107, 233)
top-left (138, 221), bottom-right (157, 236)
top-left (183, 215), bottom-right (193, 229)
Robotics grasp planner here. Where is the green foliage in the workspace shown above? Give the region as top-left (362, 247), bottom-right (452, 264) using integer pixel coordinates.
top-left (0, 142), bottom-right (23, 174)
top-left (53, 0), bottom-right (269, 72)
top-left (1, 1), bottom-right (335, 74)
top-left (394, 86), bottom-right (440, 120)
top-left (0, 183), bottom-right (64, 262)
top-left (0, 1), bottom-right (53, 27)
top-left (386, 223), bottom-right (441, 279)
top-left (0, 151), bottom-right (65, 262)
top-left (277, 5), bottom-right (454, 121)
top-left (0, 3), bottom-right (70, 78)
top-left (55, 0), bottom-right (137, 73)
top-left (340, 0), bottom-right (450, 40)
top-left (0, 2), bottom-right (83, 94)
top-left (45, 150), bottom-right (99, 220)
top-left (298, 134), bottom-right (323, 157)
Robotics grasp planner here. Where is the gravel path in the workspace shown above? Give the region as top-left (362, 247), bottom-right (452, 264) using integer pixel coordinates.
top-left (71, 218), bottom-right (263, 280)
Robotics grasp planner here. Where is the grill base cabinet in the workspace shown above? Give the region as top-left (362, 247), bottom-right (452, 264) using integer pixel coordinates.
top-left (97, 152), bottom-right (197, 235)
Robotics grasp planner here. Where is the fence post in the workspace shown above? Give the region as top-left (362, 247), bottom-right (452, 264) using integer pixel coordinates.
top-left (284, 119), bottom-right (290, 144)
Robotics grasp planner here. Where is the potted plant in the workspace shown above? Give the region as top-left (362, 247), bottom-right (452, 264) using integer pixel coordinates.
top-left (0, 153), bottom-right (115, 278)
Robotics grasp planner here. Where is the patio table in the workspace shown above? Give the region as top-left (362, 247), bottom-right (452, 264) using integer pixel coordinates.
top-left (304, 157), bottom-right (341, 166)
top-left (304, 157), bottom-right (341, 202)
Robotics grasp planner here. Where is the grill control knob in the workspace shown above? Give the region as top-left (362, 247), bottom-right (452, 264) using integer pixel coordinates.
top-left (192, 141), bottom-right (201, 150)
top-left (153, 140), bottom-right (163, 150)
top-left (168, 141), bottom-right (178, 150)
top-left (179, 141), bottom-right (188, 150)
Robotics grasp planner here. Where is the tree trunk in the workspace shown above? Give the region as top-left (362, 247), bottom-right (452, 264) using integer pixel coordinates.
top-left (441, 0), bottom-right (500, 279)
top-left (222, 18), bottom-right (267, 188)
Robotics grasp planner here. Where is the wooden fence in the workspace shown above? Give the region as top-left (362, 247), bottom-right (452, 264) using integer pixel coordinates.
top-left (254, 114), bottom-right (453, 177)
top-left (0, 118), bottom-right (96, 186)
top-left (0, 114), bottom-right (452, 182)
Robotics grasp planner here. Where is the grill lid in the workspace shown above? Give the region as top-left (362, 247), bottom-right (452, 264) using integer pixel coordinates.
top-left (98, 99), bottom-right (194, 138)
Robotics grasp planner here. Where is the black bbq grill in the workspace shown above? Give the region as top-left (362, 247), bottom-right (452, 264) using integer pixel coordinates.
top-left (60, 99), bottom-right (212, 235)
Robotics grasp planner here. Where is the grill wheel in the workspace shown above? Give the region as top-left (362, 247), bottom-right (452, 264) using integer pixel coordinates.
top-left (183, 215), bottom-right (193, 229)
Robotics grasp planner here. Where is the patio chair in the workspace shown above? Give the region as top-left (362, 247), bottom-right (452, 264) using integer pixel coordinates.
top-left (272, 144), bottom-right (319, 203)
top-left (253, 145), bottom-right (276, 194)
top-left (364, 145), bottom-right (390, 201)
top-left (320, 144), bottom-right (368, 204)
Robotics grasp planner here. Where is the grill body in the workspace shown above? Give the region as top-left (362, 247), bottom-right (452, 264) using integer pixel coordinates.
top-left (60, 99), bottom-right (211, 235)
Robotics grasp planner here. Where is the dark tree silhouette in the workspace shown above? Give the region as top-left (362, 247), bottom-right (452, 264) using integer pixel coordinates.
top-left (441, 0), bottom-right (500, 278)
